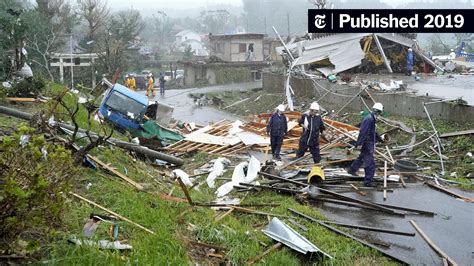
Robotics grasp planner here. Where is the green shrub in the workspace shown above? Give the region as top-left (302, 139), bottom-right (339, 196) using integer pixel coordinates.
top-left (7, 76), bottom-right (46, 97)
top-left (0, 125), bottom-right (77, 240)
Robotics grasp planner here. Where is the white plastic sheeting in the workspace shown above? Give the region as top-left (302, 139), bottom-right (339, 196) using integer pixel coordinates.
top-left (172, 169), bottom-right (193, 186)
top-left (206, 157), bottom-right (231, 188)
top-left (215, 156), bottom-right (261, 198)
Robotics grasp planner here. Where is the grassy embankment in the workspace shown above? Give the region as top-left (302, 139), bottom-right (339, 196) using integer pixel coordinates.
top-left (0, 83), bottom-right (396, 264)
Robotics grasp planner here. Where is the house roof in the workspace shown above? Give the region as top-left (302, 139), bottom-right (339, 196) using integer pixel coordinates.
top-left (176, 30), bottom-right (197, 37)
top-left (209, 33), bottom-right (265, 41)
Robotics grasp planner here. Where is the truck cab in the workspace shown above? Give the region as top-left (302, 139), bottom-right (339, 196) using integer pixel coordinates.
top-left (99, 83), bottom-right (148, 130)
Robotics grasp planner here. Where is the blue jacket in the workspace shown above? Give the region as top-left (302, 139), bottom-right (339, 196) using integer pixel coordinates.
top-left (355, 112), bottom-right (381, 147)
top-left (298, 113), bottom-right (325, 145)
top-left (406, 51), bottom-right (414, 66)
top-left (267, 113), bottom-right (288, 137)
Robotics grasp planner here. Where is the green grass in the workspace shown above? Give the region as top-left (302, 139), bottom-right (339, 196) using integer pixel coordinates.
top-left (42, 147), bottom-right (396, 265)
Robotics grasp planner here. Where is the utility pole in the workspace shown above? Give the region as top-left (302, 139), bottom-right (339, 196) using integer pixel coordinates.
top-left (70, 35), bottom-right (74, 90)
top-left (287, 12), bottom-right (290, 37)
top-left (264, 17), bottom-right (267, 35)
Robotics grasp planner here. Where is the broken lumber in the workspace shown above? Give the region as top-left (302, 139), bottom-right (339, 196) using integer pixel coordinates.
top-left (231, 206), bottom-right (289, 218)
top-left (409, 220), bottom-right (458, 266)
top-left (350, 184), bottom-right (367, 196)
top-left (69, 192), bottom-right (156, 235)
top-left (176, 176), bottom-right (194, 205)
top-left (259, 172), bottom-right (401, 215)
top-left (289, 208), bottom-right (409, 265)
top-left (425, 182), bottom-right (474, 203)
top-left (246, 242), bottom-right (283, 265)
top-left (87, 155), bottom-right (144, 191)
top-left (318, 220), bottom-right (415, 236)
top-left (439, 129), bottom-right (474, 138)
top-left (6, 97), bottom-right (46, 103)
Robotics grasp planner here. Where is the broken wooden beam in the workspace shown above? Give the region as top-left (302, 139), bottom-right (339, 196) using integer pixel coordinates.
top-left (87, 155), bottom-right (144, 191)
top-left (176, 177), bottom-right (194, 205)
top-left (246, 242), bottom-right (282, 265)
top-left (288, 208), bottom-right (409, 265)
top-left (425, 182), bottom-right (474, 203)
top-left (318, 220), bottom-right (415, 237)
top-left (69, 192), bottom-right (156, 235)
top-left (410, 220), bottom-right (458, 266)
top-left (259, 171), bottom-right (401, 215)
top-left (239, 182), bottom-right (303, 194)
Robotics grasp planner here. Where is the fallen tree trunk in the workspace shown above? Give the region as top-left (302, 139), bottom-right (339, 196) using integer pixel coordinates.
top-left (0, 105), bottom-right (183, 166)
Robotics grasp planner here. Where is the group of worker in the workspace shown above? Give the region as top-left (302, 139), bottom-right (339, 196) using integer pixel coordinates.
top-left (124, 73), bottom-right (167, 97)
top-left (267, 101), bottom-right (385, 187)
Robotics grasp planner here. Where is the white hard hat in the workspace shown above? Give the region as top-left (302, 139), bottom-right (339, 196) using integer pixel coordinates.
top-left (310, 102), bottom-right (320, 111)
top-left (373, 102), bottom-right (383, 112)
top-left (451, 49), bottom-right (454, 51)
top-left (277, 104), bottom-right (285, 112)
top-left (408, 48), bottom-right (412, 51)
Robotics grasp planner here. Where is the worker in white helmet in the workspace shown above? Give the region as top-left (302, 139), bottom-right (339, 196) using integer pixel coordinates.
top-left (296, 102), bottom-right (326, 163)
top-left (266, 104), bottom-right (288, 160)
top-left (347, 102), bottom-right (386, 187)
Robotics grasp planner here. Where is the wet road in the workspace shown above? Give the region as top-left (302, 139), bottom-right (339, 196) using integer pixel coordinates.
top-left (314, 180), bottom-right (474, 265)
top-left (407, 74), bottom-right (474, 105)
top-left (140, 81), bottom-right (262, 125)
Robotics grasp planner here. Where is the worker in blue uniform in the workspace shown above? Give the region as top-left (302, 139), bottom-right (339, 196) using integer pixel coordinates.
top-left (347, 102), bottom-right (386, 187)
top-left (406, 48), bottom-right (414, 76)
top-left (296, 102), bottom-right (325, 163)
top-left (267, 104), bottom-right (288, 160)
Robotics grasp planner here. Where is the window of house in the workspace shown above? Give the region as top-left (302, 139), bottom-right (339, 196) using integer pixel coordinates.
top-left (215, 42), bottom-right (224, 53)
top-left (248, 43), bottom-right (254, 52)
top-left (239, 43), bottom-right (246, 53)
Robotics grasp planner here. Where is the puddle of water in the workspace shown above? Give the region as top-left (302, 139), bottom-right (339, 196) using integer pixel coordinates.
top-left (313, 182), bottom-right (474, 264)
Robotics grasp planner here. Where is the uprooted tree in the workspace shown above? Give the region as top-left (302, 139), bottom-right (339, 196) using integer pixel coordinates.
top-left (43, 87), bottom-right (114, 165)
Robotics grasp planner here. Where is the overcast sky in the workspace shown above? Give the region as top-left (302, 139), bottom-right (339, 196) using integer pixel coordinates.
top-left (106, 0), bottom-right (242, 9)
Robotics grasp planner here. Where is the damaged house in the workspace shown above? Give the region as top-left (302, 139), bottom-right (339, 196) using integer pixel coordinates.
top-left (276, 33), bottom-right (442, 76)
top-left (183, 33), bottom-right (269, 86)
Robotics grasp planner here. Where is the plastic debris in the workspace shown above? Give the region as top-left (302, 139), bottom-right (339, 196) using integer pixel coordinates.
top-left (20, 134), bottom-right (30, 148)
top-left (206, 157), bottom-right (231, 188)
top-left (172, 169), bottom-right (193, 186)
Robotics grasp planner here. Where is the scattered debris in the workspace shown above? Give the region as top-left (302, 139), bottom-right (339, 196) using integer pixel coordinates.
top-left (262, 217), bottom-right (333, 258)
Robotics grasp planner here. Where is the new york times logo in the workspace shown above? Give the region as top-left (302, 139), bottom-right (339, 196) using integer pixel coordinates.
top-left (308, 9), bottom-right (474, 33)
top-left (314, 14), bottom-right (326, 29)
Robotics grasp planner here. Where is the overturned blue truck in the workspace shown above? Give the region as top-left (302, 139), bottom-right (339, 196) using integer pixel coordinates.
top-left (98, 82), bottom-right (183, 148)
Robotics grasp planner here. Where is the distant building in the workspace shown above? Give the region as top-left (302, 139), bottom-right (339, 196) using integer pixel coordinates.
top-left (209, 33), bottom-right (265, 62)
top-left (175, 30), bottom-right (201, 44)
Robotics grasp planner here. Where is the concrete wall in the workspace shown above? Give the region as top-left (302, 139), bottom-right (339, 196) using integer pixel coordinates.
top-left (210, 37), bottom-right (264, 62)
top-left (230, 38), bottom-right (264, 62)
top-left (263, 72), bottom-right (474, 122)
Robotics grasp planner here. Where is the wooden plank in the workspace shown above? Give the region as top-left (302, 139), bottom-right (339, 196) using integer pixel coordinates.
top-left (425, 182), bottom-right (474, 203)
top-left (410, 220), bottom-right (458, 266)
top-left (215, 208), bottom-right (234, 222)
top-left (87, 155), bottom-right (144, 191)
top-left (246, 242), bottom-right (283, 265)
top-left (383, 161), bottom-right (388, 201)
top-left (440, 129), bottom-right (474, 138)
top-left (350, 184), bottom-right (367, 196)
top-left (176, 176), bottom-right (194, 205)
top-left (289, 208), bottom-right (409, 265)
top-left (70, 192), bottom-right (156, 235)
top-left (259, 172), bottom-right (401, 215)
